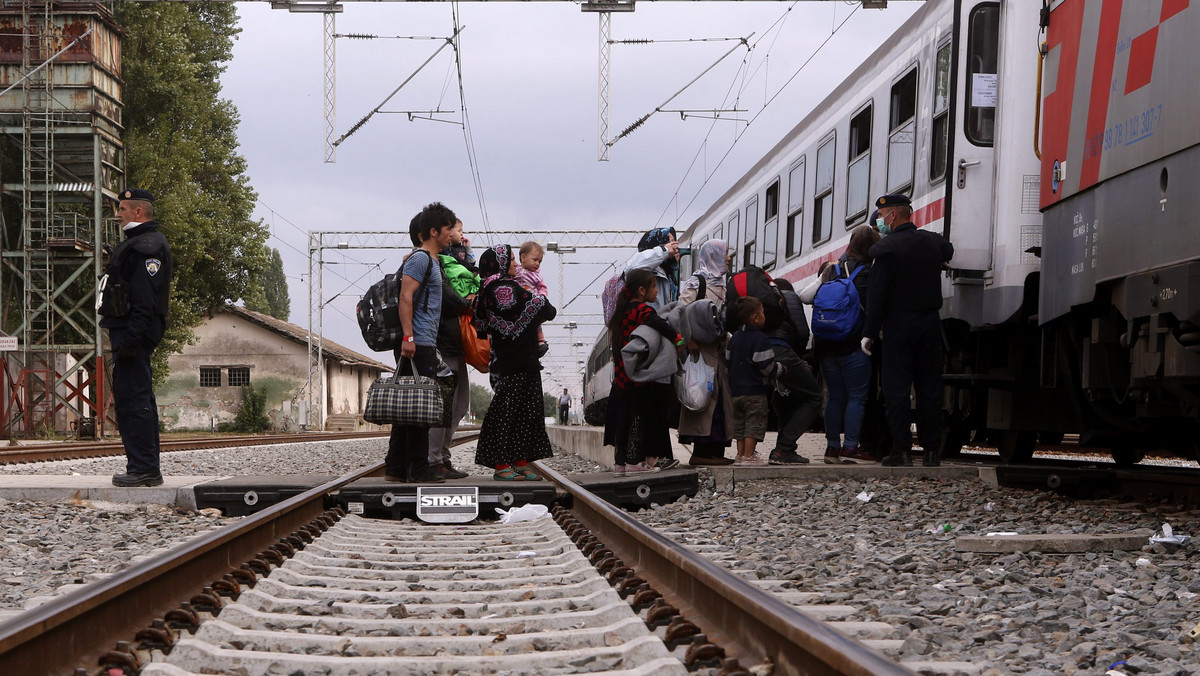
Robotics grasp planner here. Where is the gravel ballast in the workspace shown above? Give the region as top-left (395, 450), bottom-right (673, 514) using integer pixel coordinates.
top-left (620, 472), bottom-right (1199, 676)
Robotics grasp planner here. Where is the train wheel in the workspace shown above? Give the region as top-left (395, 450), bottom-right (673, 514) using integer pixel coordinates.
top-left (1110, 444), bottom-right (1144, 467)
top-left (997, 430), bottom-right (1036, 464)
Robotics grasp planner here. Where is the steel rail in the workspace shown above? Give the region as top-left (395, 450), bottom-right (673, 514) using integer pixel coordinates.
top-left (0, 463), bottom-right (382, 674)
top-left (537, 461), bottom-right (918, 676)
top-left (0, 430), bottom-right (393, 465)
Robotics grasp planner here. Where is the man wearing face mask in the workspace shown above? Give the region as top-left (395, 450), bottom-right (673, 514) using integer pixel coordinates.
top-left (860, 194), bottom-right (953, 467)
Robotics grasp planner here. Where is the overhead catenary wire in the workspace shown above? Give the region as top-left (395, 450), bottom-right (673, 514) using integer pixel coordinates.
top-left (655, 3), bottom-right (864, 230)
top-left (451, 1), bottom-right (491, 234)
top-left (331, 25), bottom-right (463, 148)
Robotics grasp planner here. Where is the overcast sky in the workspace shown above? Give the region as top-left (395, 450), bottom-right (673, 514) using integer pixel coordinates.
top-left (219, 0), bottom-right (921, 394)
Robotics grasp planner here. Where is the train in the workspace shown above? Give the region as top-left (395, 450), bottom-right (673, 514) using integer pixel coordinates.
top-left (583, 0), bottom-right (1200, 465)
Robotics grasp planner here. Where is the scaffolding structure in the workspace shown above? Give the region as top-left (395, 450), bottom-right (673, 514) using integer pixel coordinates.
top-left (0, 1), bottom-right (124, 438)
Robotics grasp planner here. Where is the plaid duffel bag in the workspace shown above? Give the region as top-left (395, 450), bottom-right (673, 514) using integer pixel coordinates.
top-left (364, 358), bottom-right (445, 427)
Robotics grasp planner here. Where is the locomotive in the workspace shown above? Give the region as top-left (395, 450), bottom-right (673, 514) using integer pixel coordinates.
top-left (585, 0), bottom-right (1200, 465)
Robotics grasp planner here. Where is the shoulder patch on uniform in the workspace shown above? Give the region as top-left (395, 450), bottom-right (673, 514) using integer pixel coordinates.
top-left (146, 258), bottom-right (162, 277)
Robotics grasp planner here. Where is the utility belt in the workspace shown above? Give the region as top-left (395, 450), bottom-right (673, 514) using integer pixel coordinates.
top-left (96, 273), bottom-right (131, 318)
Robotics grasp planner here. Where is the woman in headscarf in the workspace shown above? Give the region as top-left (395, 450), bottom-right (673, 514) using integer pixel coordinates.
top-left (472, 244), bottom-right (557, 480)
top-left (622, 227), bottom-right (681, 311)
top-left (676, 239), bottom-right (735, 466)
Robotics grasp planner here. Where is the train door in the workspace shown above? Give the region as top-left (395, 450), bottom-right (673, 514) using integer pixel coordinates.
top-left (946, 0), bottom-right (1000, 272)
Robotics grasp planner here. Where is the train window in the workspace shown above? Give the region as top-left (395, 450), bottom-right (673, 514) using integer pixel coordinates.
top-left (743, 198), bottom-right (758, 269)
top-left (846, 104), bottom-right (872, 222)
top-left (966, 3), bottom-right (999, 146)
top-left (786, 158), bottom-right (805, 258)
top-left (763, 180), bottom-right (779, 269)
top-left (813, 135), bottom-right (835, 246)
top-left (714, 223), bottom-right (723, 241)
top-left (728, 211), bottom-right (740, 257)
top-left (930, 40), bottom-right (952, 182)
top-left (887, 68), bottom-right (917, 193)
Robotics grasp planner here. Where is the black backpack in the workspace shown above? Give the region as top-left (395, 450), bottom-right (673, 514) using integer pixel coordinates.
top-left (356, 250), bottom-right (434, 352)
top-left (725, 265), bottom-right (787, 331)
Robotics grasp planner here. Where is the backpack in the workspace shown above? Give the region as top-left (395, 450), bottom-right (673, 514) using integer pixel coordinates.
top-left (726, 265), bottom-right (787, 331)
top-left (601, 273), bottom-right (625, 325)
top-left (356, 250), bottom-right (434, 352)
top-left (811, 262), bottom-right (865, 342)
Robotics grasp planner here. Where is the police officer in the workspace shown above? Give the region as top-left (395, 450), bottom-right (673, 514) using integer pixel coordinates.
top-left (99, 189), bottom-right (173, 487)
top-left (860, 194), bottom-right (953, 467)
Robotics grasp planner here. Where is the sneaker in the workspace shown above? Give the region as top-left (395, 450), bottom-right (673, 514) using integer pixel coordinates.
top-left (625, 462), bottom-right (661, 474)
top-left (111, 472), bottom-right (164, 487)
top-left (769, 450), bottom-right (810, 465)
top-left (822, 447), bottom-right (842, 465)
top-left (733, 454), bottom-right (766, 465)
top-left (612, 464), bottom-right (627, 476)
top-left (657, 458), bottom-right (680, 470)
top-left (839, 447), bottom-right (877, 464)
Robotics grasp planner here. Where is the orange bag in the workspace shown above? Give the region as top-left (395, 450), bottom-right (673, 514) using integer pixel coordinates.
top-left (460, 313), bottom-right (490, 373)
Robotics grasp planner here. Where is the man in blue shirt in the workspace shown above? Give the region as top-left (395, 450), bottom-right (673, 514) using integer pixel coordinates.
top-left (385, 202), bottom-right (456, 483)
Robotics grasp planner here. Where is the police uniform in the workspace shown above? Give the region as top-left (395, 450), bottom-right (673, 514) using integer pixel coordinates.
top-left (862, 194), bottom-right (953, 466)
top-left (99, 189), bottom-right (173, 486)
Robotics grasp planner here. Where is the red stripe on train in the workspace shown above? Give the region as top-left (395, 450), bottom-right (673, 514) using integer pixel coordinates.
top-left (777, 197), bottom-right (945, 284)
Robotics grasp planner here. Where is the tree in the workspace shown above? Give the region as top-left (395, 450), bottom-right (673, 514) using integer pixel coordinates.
top-left (543, 392), bottom-right (557, 418)
top-left (114, 2), bottom-right (270, 383)
top-left (245, 248), bottom-right (290, 320)
top-left (469, 383), bottom-right (493, 420)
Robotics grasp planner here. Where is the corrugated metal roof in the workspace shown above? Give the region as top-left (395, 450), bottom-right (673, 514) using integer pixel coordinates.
top-left (220, 304), bottom-right (391, 372)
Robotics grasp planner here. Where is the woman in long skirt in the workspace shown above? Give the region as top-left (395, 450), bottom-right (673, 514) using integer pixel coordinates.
top-left (472, 244), bottom-right (557, 480)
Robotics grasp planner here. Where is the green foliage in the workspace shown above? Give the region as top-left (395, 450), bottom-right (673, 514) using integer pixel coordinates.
top-left (114, 2), bottom-right (270, 384)
top-left (245, 248), bottom-right (290, 320)
top-left (225, 384), bottom-right (270, 433)
top-left (543, 392), bottom-right (557, 418)
top-left (469, 383), bottom-right (492, 419)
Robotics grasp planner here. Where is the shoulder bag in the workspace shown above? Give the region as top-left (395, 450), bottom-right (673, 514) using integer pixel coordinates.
top-left (459, 312), bottom-right (491, 373)
top-left (364, 356), bottom-right (445, 427)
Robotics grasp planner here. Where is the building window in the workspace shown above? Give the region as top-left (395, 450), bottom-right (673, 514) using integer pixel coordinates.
top-left (228, 367), bottom-right (251, 387)
top-left (930, 40), bottom-right (952, 182)
top-left (813, 134), bottom-right (835, 246)
top-left (887, 68), bottom-right (918, 194)
top-left (846, 104), bottom-right (872, 222)
top-left (200, 367), bottom-right (221, 388)
top-left (786, 159), bottom-right (805, 257)
top-left (966, 4), bottom-right (1000, 146)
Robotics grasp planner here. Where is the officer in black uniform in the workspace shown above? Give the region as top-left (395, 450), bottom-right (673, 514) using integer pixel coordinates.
top-left (99, 189), bottom-right (173, 487)
top-left (860, 194), bottom-right (953, 467)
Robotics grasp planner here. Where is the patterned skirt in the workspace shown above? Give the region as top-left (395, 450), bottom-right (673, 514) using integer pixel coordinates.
top-left (475, 371), bottom-right (554, 467)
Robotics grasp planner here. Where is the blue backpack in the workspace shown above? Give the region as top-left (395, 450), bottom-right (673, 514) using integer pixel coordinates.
top-left (811, 263), bottom-right (864, 341)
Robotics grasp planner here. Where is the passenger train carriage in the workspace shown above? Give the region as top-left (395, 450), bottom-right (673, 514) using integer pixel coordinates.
top-left (586, 0), bottom-right (1200, 465)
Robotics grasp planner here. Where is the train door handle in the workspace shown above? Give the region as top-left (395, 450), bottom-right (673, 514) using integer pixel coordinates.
top-left (957, 159), bottom-right (981, 189)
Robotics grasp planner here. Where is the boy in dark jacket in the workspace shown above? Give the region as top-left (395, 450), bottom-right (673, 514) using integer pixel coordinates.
top-left (725, 297), bottom-right (785, 465)
top-left (767, 279), bottom-right (819, 464)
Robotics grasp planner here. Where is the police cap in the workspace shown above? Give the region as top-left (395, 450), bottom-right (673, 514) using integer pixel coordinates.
top-left (874, 193), bottom-right (911, 209)
top-left (120, 188), bottom-right (154, 203)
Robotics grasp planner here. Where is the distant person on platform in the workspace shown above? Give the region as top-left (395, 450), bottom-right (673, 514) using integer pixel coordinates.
top-left (558, 388), bottom-right (571, 424)
top-left (861, 193), bottom-right (954, 467)
top-left (99, 189), bottom-right (173, 487)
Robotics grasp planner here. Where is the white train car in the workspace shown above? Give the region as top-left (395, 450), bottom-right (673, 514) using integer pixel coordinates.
top-left (679, 0), bottom-right (1047, 458)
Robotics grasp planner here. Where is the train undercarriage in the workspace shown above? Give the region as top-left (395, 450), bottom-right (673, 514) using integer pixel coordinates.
top-left (943, 265), bottom-right (1200, 465)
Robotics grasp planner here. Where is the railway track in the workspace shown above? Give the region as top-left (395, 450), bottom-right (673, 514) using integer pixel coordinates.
top-left (0, 455), bottom-right (922, 675)
top-left (0, 430), bottom-right (395, 465)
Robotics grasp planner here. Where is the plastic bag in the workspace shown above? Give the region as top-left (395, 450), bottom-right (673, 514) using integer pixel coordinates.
top-left (495, 503), bottom-right (549, 524)
top-left (674, 354), bottom-right (715, 411)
